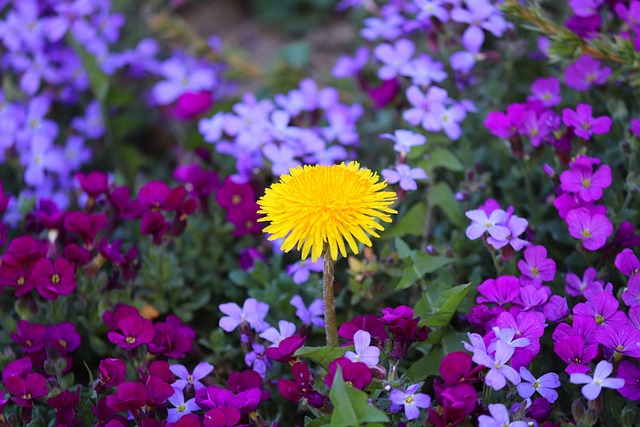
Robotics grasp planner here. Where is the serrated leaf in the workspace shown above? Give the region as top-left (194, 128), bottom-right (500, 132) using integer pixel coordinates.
top-left (294, 346), bottom-right (352, 369)
top-left (418, 284), bottom-right (471, 327)
top-left (382, 202), bottom-right (425, 238)
top-left (330, 369), bottom-right (389, 427)
top-left (429, 148), bottom-right (464, 172)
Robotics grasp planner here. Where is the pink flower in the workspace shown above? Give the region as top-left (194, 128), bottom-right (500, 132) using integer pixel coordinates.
top-left (560, 157), bottom-right (611, 202)
top-left (566, 207), bottom-right (613, 250)
top-left (517, 245), bottom-right (556, 287)
top-left (562, 103), bottom-right (612, 139)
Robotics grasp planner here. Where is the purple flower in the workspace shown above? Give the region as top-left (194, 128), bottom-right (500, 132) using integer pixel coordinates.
top-left (565, 267), bottom-right (601, 297)
top-left (596, 325), bottom-right (640, 357)
top-left (278, 362), bottom-right (324, 408)
top-left (290, 295), bottom-right (324, 327)
top-left (472, 341), bottom-right (520, 390)
top-left (528, 77), bottom-right (561, 107)
top-left (564, 56), bottom-right (611, 91)
top-left (219, 298), bottom-right (269, 333)
top-left (573, 292), bottom-right (627, 328)
top-left (560, 157), bottom-right (611, 202)
top-left (32, 257), bottom-right (76, 300)
top-left (562, 104), bottom-right (612, 139)
top-left (484, 103), bottom-right (527, 138)
top-left (5, 373), bottom-right (49, 408)
top-left (287, 259), bottom-right (323, 284)
top-left (623, 276), bottom-right (640, 307)
top-left (478, 404), bottom-right (528, 427)
top-left (106, 314), bottom-right (154, 349)
top-left (465, 208), bottom-right (510, 241)
top-left (332, 47), bottom-right (369, 78)
top-left (344, 330), bottom-right (380, 367)
top-left (264, 335), bottom-right (306, 363)
top-left (324, 358), bottom-right (372, 390)
top-left (517, 245), bottom-right (556, 287)
top-left (171, 362), bottom-right (214, 391)
top-left (543, 296), bottom-right (570, 322)
top-left (405, 54), bottom-right (447, 86)
top-left (516, 367), bottom-right (560, 403)
top-left (615, 248), bottom-right (640, 277)
top-left (389, 384), bottom-right (431, 420)
top-left (382, 164), bottom-right (428, 190)
top-left (167, 388), bottom-right (199, 423)
top-left (450, 0), bottom-right (507, 52)
top-left (152, 58), bottom-right (215, 105)
top-left (569, 0), bottom-right (604, 17)
top-left (476, 276), bottom-right (519, 306)
top-left (106, 382), bottom-right (147, 413)
top-left (570, 360), bottom-right (624, 400)
top-left (486, 209), bottom-right (529, 251)
top-left (245, 343), bottom-right (268, 378)
top-left (97, 358), bottom-right (127, 388)
top-left (380, 129), bottom-right (426, 155)
top-left (374, 38), bottom-right (415, 80)
top-left (259, 320), bottom-right (296, 347)
top-left (360, 14), bottom-right (404, 41)
top-left (566, 207), bottom-right (613, 250)
top-left (617, 360), bottom-right (640, 401)
top-left (415, 0), bottom-right (449, 22)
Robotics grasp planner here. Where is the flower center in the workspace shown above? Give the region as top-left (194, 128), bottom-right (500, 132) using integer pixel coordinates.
top-left (232, 195), bottom-right (242, 205)
top-left (178, 403), bottom-right (187, 412)
top-left (51, 274), bottom-right (61, 284)
top-left (582, 122), bottom-right (591, 130)
top-left (595, 314), bottom-right (605, 324)
top-left (17, 276), bottom-right (25, 286)
top-left (405, 395), bottom-right (414, 404)
top-left (530, 266), bottom-right (539, 277)
top-left (581, 229), bottom-right (592, 238)
top-left (533, 380), bottom-right (540, 389)
top-left (126, 336), bottom-right (136, 344)
top-left (586, 73), bottom-right (596, 83)
top-left (21, 393), bottom-right (32, 400)
top-left (582, 178), bottom-right (591, 188)
top-left (188, 374), bottom-right (194, 384)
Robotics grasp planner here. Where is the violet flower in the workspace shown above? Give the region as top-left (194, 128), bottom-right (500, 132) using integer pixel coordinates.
top-left (344, 330), bottom-right (380, 367)
top-left (389, 384), bottom-right (431, 420)
top-left (219, 298), bottom-right (269, 333)
top-left (528, 77), bottom-right (561, 107)
top-left (380, 129), bottom-right (426, 155)
top-left (167, 388), bottom-right (199, 423)
top-left (570, 360), bottom-right (624, 400)
top-left (171, 362), bottom-right (214, 391)
top-left (478, 403), bottom-right (528, 427)
top-left (259, 320), bottom-right (296, 347)
top-left (516, 367), bottom-right (560, 403)
top-left (290, 295), bottom-right (324, 327)
top-left (517, 245), bottom-right (556, 287)
top-left (465, 208), bottom-right (510, 241)
top-left (382, 164), bottom-right (428, 191)
top-left (564, 56), bottom-right (611, 91)
top-left (471, 341), bottom-right (520, 390)
top-left (617, 360), bottom-right (640, 401)
top-left (562, 104), bottom-right (612, 140)
top-left (566, 207), bottom-right (613, 250)
top-left (450, 0), bottom-right (507, 52)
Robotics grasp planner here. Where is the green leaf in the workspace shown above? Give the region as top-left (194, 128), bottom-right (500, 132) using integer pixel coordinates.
top-left (418, 284), bottom-right (471, 327)
top-left (395, 253), bottom-right (454, 290)
top-left (382, 202), bottom-right (425, 238)
top-left (294, 346), bottom-right (352, 369)
top-left (330, 369), bottom-right (389, 427)
top-left (405, 346), bottom-right (443, 381)
top-left (429, 148), bottom-right (464, 172)
top-left (68, 36), bottom-right (110, 102)
top-left (431, 182), bottom-right (465, 227)
top-left (306, 416), bottom-right (332, 427)
top-left (279, 42), bottom-right (311, 69)
top-left (394, 237), bottom-right (413, 259)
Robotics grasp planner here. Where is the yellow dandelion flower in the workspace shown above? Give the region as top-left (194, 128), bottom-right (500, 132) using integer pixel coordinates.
top-left (257, 162), bottom-right (397, 262)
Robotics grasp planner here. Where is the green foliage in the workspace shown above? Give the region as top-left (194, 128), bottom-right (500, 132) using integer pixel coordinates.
top-left (329, 370), bottom-right (390, 427)
top-left (393, 237), bottom-right (455, 290)
top-left (294, 346), bottom-right (353, 370)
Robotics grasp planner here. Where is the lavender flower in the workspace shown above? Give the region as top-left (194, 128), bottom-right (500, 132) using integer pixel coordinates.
top-left (290, 296), bottom-right (324, 327)
top-left (382, 164), bottom-right (428, 190)
top-left (389, 384), bottom-right (431, 420)
top-left (570, 360), bottom-right (624, 400)
top-left (516, 367), bottom-right (560, 403)
top-left (344, 330), bottom-right (380, 367)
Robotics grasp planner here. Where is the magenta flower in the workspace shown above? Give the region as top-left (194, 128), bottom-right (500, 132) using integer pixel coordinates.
top-left (144, 375), bottom-right (176, 407)
top-left (98, 358), bottom-right (127, 388)
top-left (564, 56), bottom-right (611, 91)
top-left (10, 321), bottom-right (46, 353)
top-left (338, 314), bottom-right (388, 345)
top-left (566, 207), bottom-right (613, 250)
top-left (562, 104), bottom-right (612, 139)
top-left (517, 245), bottom-right (556, 287)
top-left (203, 407), bottom-right (243, 427)
top-left (259, 320), bottom-right (296, 347)
top-left (623, 276), bottom-right (640, 307)
top-left (148, 315), bottom-right (195, 359)
top-left (476, 276), bottom-right (520, 306)
top-left (76, 171), bottom-right (109, 199)
top-left (32, 257), bottom-right (76, 300)
top-left (573, 292), bottom-right (628, 328)
top-left (64, 212), bottom-right (107, 246)
top-left (389, 384), bottom-right (431, 420)
top-left (277, 362), bottom-right (324, 408)
top-left (106, 314), bottom-right (155, 349)
top-left (439, 352), bottom-right (478, 385)
top-left (517, 367), bottom-right (560, 403)
top-left (560, 162), bottom-right (611, 203)
top-left (484, 103), bottom-right (527, 138)
top-left (171, 362), bottom-right (214, 391)
top-left (465, 208), bottom-right (510, 241)
top-left (617, 360), bottom-right (640, 401)
top-left (324, 358), bottom-right (372, 390)
top-left (570, 360), bottom-right (624, 400)
top-left (554, 336), bottom-right (597, 374)
top-left (344, 330), bottom-right (380, 367)
top-left (5, 372), bottom-right (49, 408)
top-left (596, 325), bottom-right (640, 357)
top-left (264, 334), bottom-right (306, 363)
top-left (106, 382), bottom-right (147, 413)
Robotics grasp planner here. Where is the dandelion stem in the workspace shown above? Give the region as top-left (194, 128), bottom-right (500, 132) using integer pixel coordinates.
top-left (322, 244), bottom-right (339, 347)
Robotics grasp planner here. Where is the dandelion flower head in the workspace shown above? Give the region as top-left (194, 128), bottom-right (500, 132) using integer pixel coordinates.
top-left (257, 162), bottom-right (397, 262)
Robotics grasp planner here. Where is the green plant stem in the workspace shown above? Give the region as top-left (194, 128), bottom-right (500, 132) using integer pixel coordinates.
top-left (322, 244), bottom-right (339, 347)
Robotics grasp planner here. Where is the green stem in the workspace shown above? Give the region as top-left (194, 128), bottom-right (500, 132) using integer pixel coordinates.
top-left (322, 244), bottom-right (339, 347)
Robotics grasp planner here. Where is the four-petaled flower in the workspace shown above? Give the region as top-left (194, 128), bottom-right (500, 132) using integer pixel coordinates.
top-left (570, 360), bottom-right (625, 400)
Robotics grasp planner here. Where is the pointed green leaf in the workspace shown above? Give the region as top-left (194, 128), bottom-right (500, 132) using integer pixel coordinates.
top-left (294, 346), bottom-right (352, 370)
top-left (432, 182), bottom-right (464, 226)
top-left (394, 237), bottom-right (413, 259)
top-left (395, 253), bottom-right (454, 290)
top-left (418, 284), bottom-right (471, 327)
top-left (382, 202), bottom-right (426, 238)
top-left (330, 369), bottom-right (390, 427)
top-left (429, 148), bottom-right (464, 172)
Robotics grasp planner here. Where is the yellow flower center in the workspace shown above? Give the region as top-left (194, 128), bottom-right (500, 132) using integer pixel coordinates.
top-left (530, 267), bottom-right (539, 277)
top-left (51, 274), bottom-right (61, 284)
top-left (405, 395), bottom-right (414, 404)
top-left (126, 336), bottom-right (136, 344)
top-left (582, 229), bottom-right (592, 238)
top-left (582, 178), bottom-right (591, 188)
top-left (258, 162), bottom-right (397, 261)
